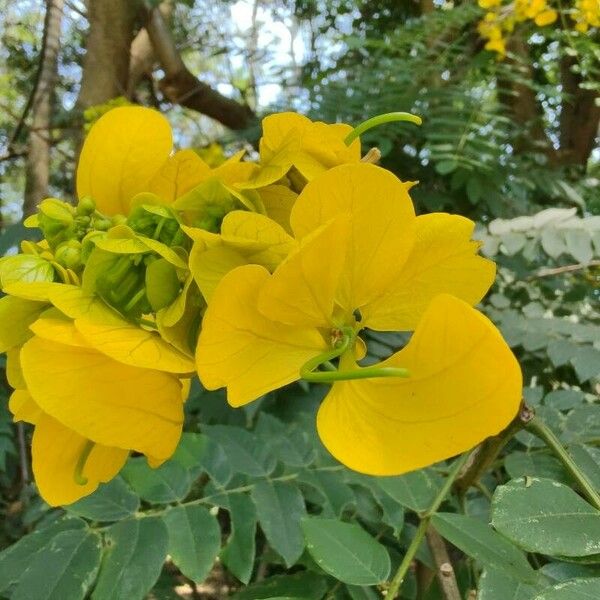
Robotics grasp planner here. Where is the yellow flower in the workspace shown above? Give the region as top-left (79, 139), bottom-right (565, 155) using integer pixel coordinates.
top-left (77, 106), bottom-right (173, 216)
top-left (2, 283), bottom-right (192, 505)
top-left (534, 8), bottom-right (558, 25)
top-left (196, 163), bottom-right (521, 475)
top-left (478, 0), bottom-right (502, 8)
top-left (246, 112), bottom-right (362, 189)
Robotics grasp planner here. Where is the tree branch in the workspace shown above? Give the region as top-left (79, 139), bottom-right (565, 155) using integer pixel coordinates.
top-left (143, 5), bottom-right (255, 130)
top-left (426, 527), bottom-right (461, 600)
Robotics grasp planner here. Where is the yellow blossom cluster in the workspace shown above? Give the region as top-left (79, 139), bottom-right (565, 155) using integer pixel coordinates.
top-left (572, 0), bottom-right (600, 32)
top-left (477, 0), bottom-right (560, 57)
top-left (0, 106), bottom-right (522, 506)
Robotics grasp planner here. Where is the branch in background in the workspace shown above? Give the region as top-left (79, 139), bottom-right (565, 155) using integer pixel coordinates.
top-left (23, 0), bottom-right (65, 217)
top-left (532, 260), bottom-right (600, 278)
top-left (128, 1), bottom-right (174, 98)
top-left (144, 5), bottom-right (255, 130)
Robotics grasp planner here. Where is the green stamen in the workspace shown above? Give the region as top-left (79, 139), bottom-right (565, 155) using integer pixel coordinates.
top-left (344, 112), bottom-right (423, 146)
top-left (74, 440), bottom-right (95, 486)
top-left (300, 328), bottom-right (410, 383)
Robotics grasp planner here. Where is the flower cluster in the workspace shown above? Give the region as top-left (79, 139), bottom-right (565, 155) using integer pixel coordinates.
top-left (573, 0), bottom-right (600, 32)
top-left (477, 0), bottom-right (560, 57)
top-left (0, 106), bottom-right (521, 506)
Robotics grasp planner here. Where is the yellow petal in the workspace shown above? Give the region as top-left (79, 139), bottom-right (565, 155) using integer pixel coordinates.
top-left (188, 211), bottom-right (296, 301)
top-left (76, 106), bottom-right (173, 215)
top-left (362, 214), bottom-right (496, 331)
top-left (6, 348), bottom-right (26, 389)
top-left (74, 316), bottom-right (195, 373)
top-left (258, 217), bottom-right (350, 328)
top-left (196, 265), bottom-right (327, 407)
top-left (2, 281), bottom-right (64, 302)
top-left (9, 390), bottom-right (43, 424)
top-left (259, 185), bottom-right (297, 234)
top-left (30, 307), bottom-right (88, 346)
top-left (147, 149), bottom-right (211, 203)
top-left (32, 414), bottom-right (128, 506)
top-left (0, 296), bottom-right (46, 352)
top-left (317, 294), bottom-right (522, 475)
top-left (190, 244), bottom-right (247, 302)
top-left (21, 336), bottom-right (184, 460)
top-left (290, 163), bottom-right (416, 309)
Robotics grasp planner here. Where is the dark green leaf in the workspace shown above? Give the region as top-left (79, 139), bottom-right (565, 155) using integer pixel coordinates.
top-left (67, 477), bottom-right (139, 521)
top-left (12, 529), bottom-right (101, 600)
top-left (491, 478), bottom-right (600, 557)
top-left (163, 505), bottom-right (221, 583)
top-left (0, 517), bottom-right (86, 593)
top-left (478, 568), bottom-right (544, 600)
top-left (121, 457), bottom-right (191, 503)
top-left (91, 517), bottom-right (168, 600)
top-left (302, 517), bottom-right (390, 585)
top-left (221, 493), bottom-right (257, 584)
top-left (251, 480), bottom-right (306, 567)
top-left (377, 468), bottom-right (443, 512)
top-left (231, 572), bottom-right (328, 600)
top-left (431, 513), bottom-right (536, 583)
top-left (532, 578), bottom-right (600, 600)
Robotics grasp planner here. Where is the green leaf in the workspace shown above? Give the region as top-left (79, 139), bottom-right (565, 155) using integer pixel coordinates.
top-left (504, 452), bottom-right (569, 485)
top-left (491, 478), bottom-right (600, 557)
top-left (0, 517), bottom-right (86, 593)
top-left (231, 572), bottom-right (328, 600)
top-left (172, 432), bottom-right (208, 477)
top-left (163, 505), bottom-right (221, 583)
top-left (570, 446), bottom-right (600, 491)
top-left (251, 480), bottom-right (306, 567)
top-left (571, 348), bottom-right (600, 382)
top-left (205, 425), bottom-right (276, 476)
top-left (298, 469), bottom-right (354, 517)
top-left (67, 477), bottom-right (140, 521)
top-left (532, 578), bottom-right (600, 600)
top-left (121, 457), bottom-right (191, 503)
top-left (302, 517), bottom-right (391, 585)
top-left (478, 568), bottom-right (544, 600)
top-left (11, 529), bottom-right (101, 600)
top-left (377, 468), bottom-right (443, 512)
top-left (221, 493), bottom-right (257, 584)
top-left (91, 517), bottom-right (168, 600)
top-left (431, 513), bottom-right (536, 583)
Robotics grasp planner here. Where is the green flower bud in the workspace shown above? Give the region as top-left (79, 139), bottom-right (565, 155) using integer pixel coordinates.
top-left (55, 240), bottom-right (83, 270)
top-left (145, 258), bottom-right (181, 311)
top-left (76, 197), bottom-right (96, 216)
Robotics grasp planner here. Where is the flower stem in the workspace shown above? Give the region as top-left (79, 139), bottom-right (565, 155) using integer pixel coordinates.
top-left (526, 416), bottom-right (600, 510)
top-left (386, 452), bottom-right (471, 599)
top-left (344, 112), bottom-right (422, 146)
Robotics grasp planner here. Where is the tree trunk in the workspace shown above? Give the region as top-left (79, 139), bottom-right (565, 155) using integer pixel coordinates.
top-left (558, 55), bottom-right (600, 166)
top-left (23, 0), bottom-right (64, 216)
top-left (76, 0), bottom-right (139, 109)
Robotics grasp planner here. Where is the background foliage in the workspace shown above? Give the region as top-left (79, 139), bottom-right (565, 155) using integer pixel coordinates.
top-left (0, 0), bottom-right (599, 599)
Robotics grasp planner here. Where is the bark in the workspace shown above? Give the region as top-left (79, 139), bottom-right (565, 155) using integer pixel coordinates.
top-left (76, 0), bottom-right (139, 109)
top-left (144, 6), bottom-right (254, 129)
top-left (127, 1), bottom-right (174, 98)
top-left (23, 0), bottom-right (64, 216)
top-left (498, 36), bottom-right (551, 152)
top-left (558, 55), bottom-right (600, 166)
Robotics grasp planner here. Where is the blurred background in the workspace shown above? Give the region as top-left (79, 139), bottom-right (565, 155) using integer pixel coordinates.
top-left (0, 2), bottom-right (599, 598)
top-left (1, 0), bottom-right (599, 224)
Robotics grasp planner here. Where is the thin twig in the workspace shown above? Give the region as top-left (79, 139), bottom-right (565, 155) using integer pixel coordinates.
top-left (426, 527), bottom-right (461, 600)
top-left (386, 453), bottom-right (471, 599)
top-left (531, 260), bottom-right (600, 279)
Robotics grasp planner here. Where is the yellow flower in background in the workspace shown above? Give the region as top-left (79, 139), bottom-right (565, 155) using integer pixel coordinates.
top-left (196, 163), bottom-right (522, 475)
top-left (1, 284), bottom-right (192, 505)
top-left (246, 112), bottom-right (362, 189)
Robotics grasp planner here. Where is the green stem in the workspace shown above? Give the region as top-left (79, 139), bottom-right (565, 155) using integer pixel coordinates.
top-left (526, 416), bottom-right (600, 510)
top-left (344, 112), bottom-right (423, 146)
top-left (387, 452), bottom-right (471, 599)
top-left (302, 364), bottom-right (409, 383)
